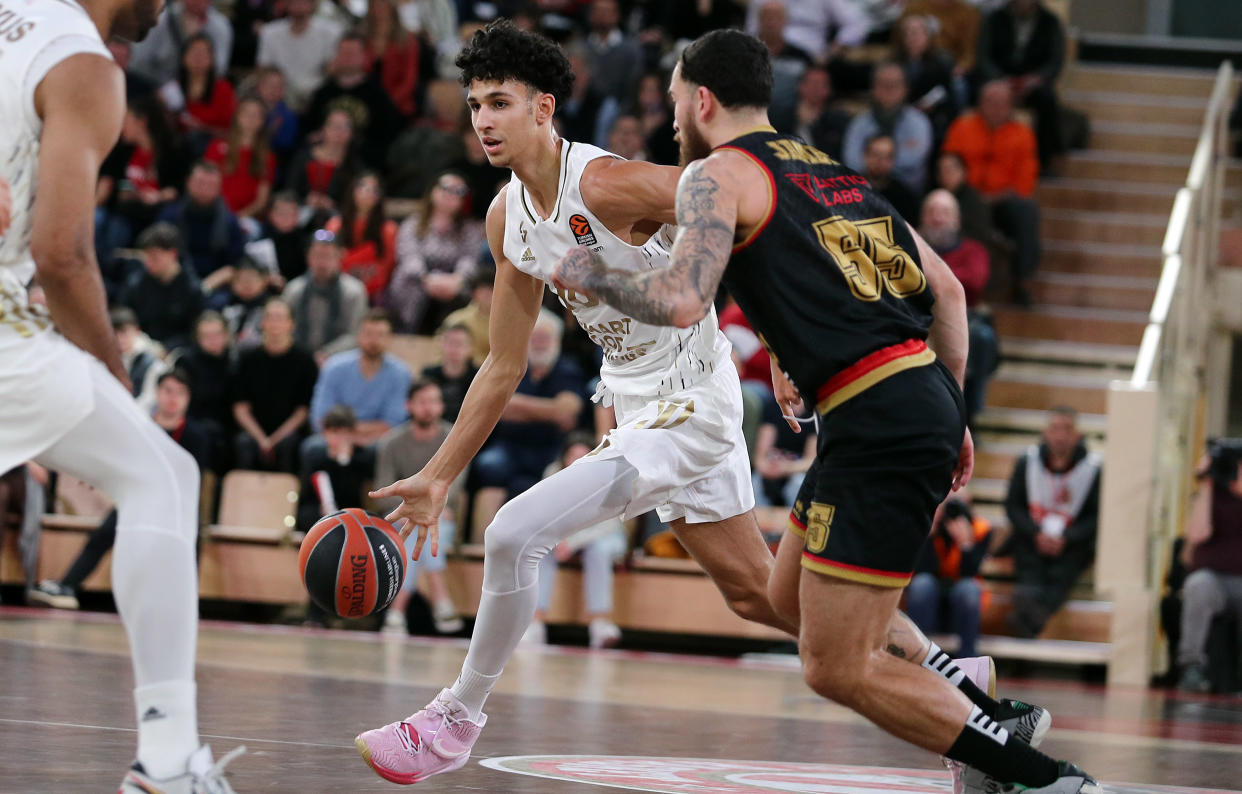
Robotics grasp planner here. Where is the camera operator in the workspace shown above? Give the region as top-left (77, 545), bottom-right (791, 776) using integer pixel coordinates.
top-left (1177, 439), bottom-right (1242, 692)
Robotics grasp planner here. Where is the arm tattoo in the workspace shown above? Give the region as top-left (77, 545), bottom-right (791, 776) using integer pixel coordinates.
top-left (886, 643), bottom-right (909, 660)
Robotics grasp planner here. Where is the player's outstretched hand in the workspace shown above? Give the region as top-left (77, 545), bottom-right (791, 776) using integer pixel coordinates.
top-left (0, 176), bottom-right (11, 236)
top-left (368, 473), bottom-right (450, 561)
top-left (952, 426), bottom-right (974, 491)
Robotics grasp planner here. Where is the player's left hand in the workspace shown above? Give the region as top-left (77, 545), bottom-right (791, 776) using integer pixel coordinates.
top-left (551, 245), bottom-right (596, 295)
top-left (952, 426), bottom-right (974, 491)
top-left (0, 176), bottom-right (11, 236)
top-left (770, 358), bottom-right (803, 433)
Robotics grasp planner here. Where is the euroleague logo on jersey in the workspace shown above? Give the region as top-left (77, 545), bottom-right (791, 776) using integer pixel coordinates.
top-left (569, 214), bottom-right (598, 247)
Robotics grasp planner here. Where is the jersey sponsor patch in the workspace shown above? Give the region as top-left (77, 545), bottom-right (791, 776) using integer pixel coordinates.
top-left (569, 213), bottom-right (597, 246)
top-left (521, 247), bottom-right (536, 264)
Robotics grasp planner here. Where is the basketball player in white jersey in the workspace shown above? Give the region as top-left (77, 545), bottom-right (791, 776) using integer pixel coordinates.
top-left (355, 20), bottom-right (1007, 787)
top-left (0, 1), bottom-right (239, 790)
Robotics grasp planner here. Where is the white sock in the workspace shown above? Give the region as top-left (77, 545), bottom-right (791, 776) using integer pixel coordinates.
top-left (450, 664), bottom-right (501, 721)
top-left (135, 680), bottom-right (199, 780)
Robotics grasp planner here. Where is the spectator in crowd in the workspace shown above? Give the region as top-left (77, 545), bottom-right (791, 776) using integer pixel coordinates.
top-left (130, 0), bottom-right (233, 85)
top-left (606, 115), bottom-right (648, 163)
top-left (95, 95), bottom-right (186, 279)
top-left (282, 229), bottom-right (371, 358)
top-left (163, 33), bottom-right (237, 144)
top-left (977, 0), bottom-right (1067, 169)
top-left (441, 264), bottom-right (494, 366)
top-left (232, 298), bottom-right (319, 472)
top-left (906, 494), bottom-right (993, 658)
top-left (942, 80), bottom-right (1041, 305)
top-left (640, 0), bottom-right (745, 46)
top-left (389, 171), bottom-right (484, 333)
top-left (526, 432), bottom-right (627, 649)
top-left (158, 161), bottom-right (247, 294)
top-left (745, 0), bottom-right (868, 64)
top-left (843, 63), bottom-right (933, 194)
top-left (892, 14), bottom-right (959, 142)
top-left (1177, 446), bottom-right (1242, 692)
top-left (753, 1), bottom-right (811, 137)
top-left (861, 134), bottom-right (920, 222)
top-left (247, 191), bottom-right (309, 287)
top-left (286, 109), bottom-right (364, 215)
top-left (919, 190), bottom-right (997, 424)
top-left (28, 371), bottom-right (209, 611)
top-left (583, 0), bottom-right (644, 106)
top-left (471, 309), bottom-right (584, 538)
top-left (171, 311), bottom-right (235, 470)
top-left (632, 72), bottom-right (678, 166)
top-left (446, 119), bottom-right (508, 221)
top-left (257, 0), bottom-right (344, 112)
top-left (112, 307), bottom-right (168, 413)
top-left (776, 65), bottom-right (849, 161)
top-left (120, 223), bottom-right (204, 354)
top-left (228, 0), bottom-right (279, 70)
top-left (204, 98), bottom-right (277, 222)
top-left (1004, 406), bottom-right (1101, 639)
top-left (222, 258), bottom-right (273, 350)
top-left (901, 0), bottom-right (981, 75)
top-left (304, 33), bottom-right (404, 169)
top-left (373, 379), bottom-right (465, 635)
top-left (254, 66), bottom-right (300, 163)
top-left (364, 0), bottom-right (421, 119)
top-left (325, 172), bottom-right (400, 302)
top-left (559, 48), bottom-right (611, 149)
top-left (752, 395), bottom-right (816, 508)
top-left (422, 323), bottom-right (477, 423)
top-left (107, 36), bottom-right (157, 101)
top-left (395, 0), bottom-right (458, 59)
top-left (934, 151), bottom-right (996, 247)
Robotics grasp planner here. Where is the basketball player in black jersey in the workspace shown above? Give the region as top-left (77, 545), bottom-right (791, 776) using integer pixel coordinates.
top-left (554, 29), bottom-right (1100, 794)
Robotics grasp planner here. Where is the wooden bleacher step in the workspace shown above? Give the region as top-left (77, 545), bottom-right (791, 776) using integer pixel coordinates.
top-left (1088, 120), bottom-right (1201, 156)
top-left (1026, 271), bottom-right (1157, 312)
top-left (995, 337), bottom-right (1138, 371)
top-left (992, 304), bottom-right (1147, 346)
top-left (1065, 63), bottom-right (1222, 97)
top-left (1062, 89), bottom-right (1215, 126)
top-left (1037, 178), bottom-right (1180, 215)
top-left (973, 406), bottom-right (1108, 437)
top-left (1041, 239), bottom-right (1162, 279)
top-left (1040, 208), bottom-right (1170, 248)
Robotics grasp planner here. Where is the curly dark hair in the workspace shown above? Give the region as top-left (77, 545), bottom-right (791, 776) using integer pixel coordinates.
top-left (455, 19), bottom-right (574, 106)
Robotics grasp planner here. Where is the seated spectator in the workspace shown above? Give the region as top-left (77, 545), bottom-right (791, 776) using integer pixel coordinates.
top-left (892, 15), bottom-right (959, 142)
top-left (304, 33), bottom-right (404, 169)
top-left (527, 433), bottom-right (627, 648)
top-left (583, 0), bottom-right (644, 107)
top-left (373, 379), bottom-right (465, 635)
top-left (286, 109), bottom-right (363, 216)
top-left (389, 171), bottom-right (484, 333)
top-left (639, 0), bottom-right (744, 46)
top-left (221, 258), bottom-right (274, 350)
top-left (900, 0), bottom-right (981, 76)
top-left (862, 134), bottom-right (920, 222)
top-left (29, 370), bottom-right (209, 611)
top-left (232, 298), bottom-right (318, 473)
top-left (245, 191), bottom-right (309, 287)
top-left (607, 115), bottom-right (648, 162)
top-left (325, 172), bottom-right (399, 302)
top-left (120, 222), bottom-right (204, 354)
top-left (441, 265), bottom-right (494, 367)
top-left (558, 49), bottom-right (614, 152)
top-left (1004, 406), bottom-right (1101, 638)
top-left (943, 80), bottom-right (1041, 305)
top-left (632, 72), bottom-right (678, 166)
top-left (934, 151), bottom-right (997, 247)
top-left (204, 98), bottom-right (277, 222)
top-left (171, 311), bottom-right (235, 470)
top-left (977, 0), bottom-right (1067, 169)
top-left (130, 0), bottom-right (233, 86)
top-left (257, 0), bottom-right (343, 113)
top-left (112, 307), bottom-right (167, 412)
top-left (108, 37), bottom-right (157, 101)
top-left (363, 0), bottom-right (421, 120)
top-left (906, 494), bottom-right (993, 658)
top-left (158, 161), bottom-right (246, 293)
top-left (746, 0), bottom-right (867, 65)
top-left (471, 309), bottom-right (584, 537)
top-left (282, 229), bottom-right (370, 359)
top-left (752, 394), bottom-right (816, 508)
top-left (753, 1), bottom-right (811, 135)
top-left (421, 323), bottom-right (478, 422)
top-left (447, 118), bottom-right (508, 221)
top-left (777, 65), bottom-right (850, 162)
top-left (161, 33), bottom-right (237, 145)
top-left (919, 190), bottom-right (997, 424)
top-left (1177, 446), bottom-right (1242, 692)
top-left (843, 63), bottom-right (934, 194)
top-left (254, 67), bottom-right (300, 163)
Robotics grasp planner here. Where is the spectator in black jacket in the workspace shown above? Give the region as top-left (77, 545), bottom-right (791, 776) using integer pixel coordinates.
top-left (172, 311), bottom-right (235, 472)
top-left (421, 323), bottom-right (478, 423)
top-left (906, 496), bottom-right (993, 657)
top-left (121, 222), bottom-right (204, 353)
top-left (1004, 406), bottom-right (1101, 638)
top-left (158, 161), bottom-right (246, 296)
top-left (302, 33), bottom-right (403, 169)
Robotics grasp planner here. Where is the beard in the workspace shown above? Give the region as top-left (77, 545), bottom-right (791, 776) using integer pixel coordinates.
top-left (919, 225), bottom-right (959, 253)
top-left (112, 0), bottom-right (163, 42)
top-left (677, 117), bottom-right (712, 168)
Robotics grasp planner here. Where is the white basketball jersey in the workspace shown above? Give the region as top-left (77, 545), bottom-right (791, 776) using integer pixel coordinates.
top-left (502, 141), bottom-right (729, 397)
top-left (0, 0), bottom-right (111, 317)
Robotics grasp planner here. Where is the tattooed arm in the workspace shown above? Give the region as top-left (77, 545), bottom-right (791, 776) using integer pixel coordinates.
top-left (553, 156), bottom-right (739, 328)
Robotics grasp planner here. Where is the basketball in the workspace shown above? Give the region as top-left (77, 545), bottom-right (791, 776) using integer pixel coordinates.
top-left (298, 508), bottom-right (405, 619)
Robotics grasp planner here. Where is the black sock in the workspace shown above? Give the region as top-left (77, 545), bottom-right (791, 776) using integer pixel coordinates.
top-left (946, 706), bottom-right (1061, 788)
top-left (922, 643), bottom-right (1002, 719)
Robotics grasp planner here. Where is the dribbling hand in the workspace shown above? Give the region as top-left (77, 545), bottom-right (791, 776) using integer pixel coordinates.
top-left (368, 473), bottom-right (450, 561)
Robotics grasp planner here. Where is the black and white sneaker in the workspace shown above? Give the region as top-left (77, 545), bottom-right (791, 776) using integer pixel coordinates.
top-left (960, 700), bottom-right (1053, 794)
top-left (27, 580), bottom-right (79, 610)
top-left (999, 762), bottom-right (1102, 793)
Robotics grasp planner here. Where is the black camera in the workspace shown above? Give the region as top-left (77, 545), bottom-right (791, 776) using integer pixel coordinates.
top-left (1204, 438), bottom-right (1242, 487)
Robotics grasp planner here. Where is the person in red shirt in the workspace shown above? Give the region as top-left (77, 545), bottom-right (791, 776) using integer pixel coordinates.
top-left (287, 108), bottom-right (363, 217)
top-left (942, 80), bottom-right (1041, 306)
top-left (363, 0), bottom-right (420, 119)
top-left (204, 97), bottom-right (276, 221)
top-left (167, 33), bottom-right (236, 141)
top-left (325, 172), bottom-right (398, 301)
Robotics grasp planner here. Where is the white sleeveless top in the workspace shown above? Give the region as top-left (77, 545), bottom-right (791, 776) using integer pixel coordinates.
top-left (501, 140), bottom-right (729, 398)
top-left (0, 0), bottom-right (111, 313)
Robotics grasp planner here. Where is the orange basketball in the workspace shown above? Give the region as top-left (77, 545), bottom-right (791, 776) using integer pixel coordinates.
top-left (298, 508), bottom-right (405, 619)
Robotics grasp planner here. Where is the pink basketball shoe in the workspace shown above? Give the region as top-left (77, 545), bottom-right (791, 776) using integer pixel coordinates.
top-left (354, 689), bottom-right (486, 785)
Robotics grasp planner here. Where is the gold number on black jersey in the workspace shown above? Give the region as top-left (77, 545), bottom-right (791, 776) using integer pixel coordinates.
top-left (812, 215), bottom-right (926, 302)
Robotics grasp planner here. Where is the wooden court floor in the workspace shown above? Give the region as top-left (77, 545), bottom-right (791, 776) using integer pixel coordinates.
top-left (1, 608), bottom-right (1241, 793)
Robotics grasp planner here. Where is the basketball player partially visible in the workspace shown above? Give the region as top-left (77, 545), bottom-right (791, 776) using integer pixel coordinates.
top-left (0, 0), bottom-right (238, 790)
top-left (356, 21), bottom-right (1015, 788)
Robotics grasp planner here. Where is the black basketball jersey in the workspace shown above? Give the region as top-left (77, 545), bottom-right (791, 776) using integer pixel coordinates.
top-left (717, 129), bottom-right (936, 412)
